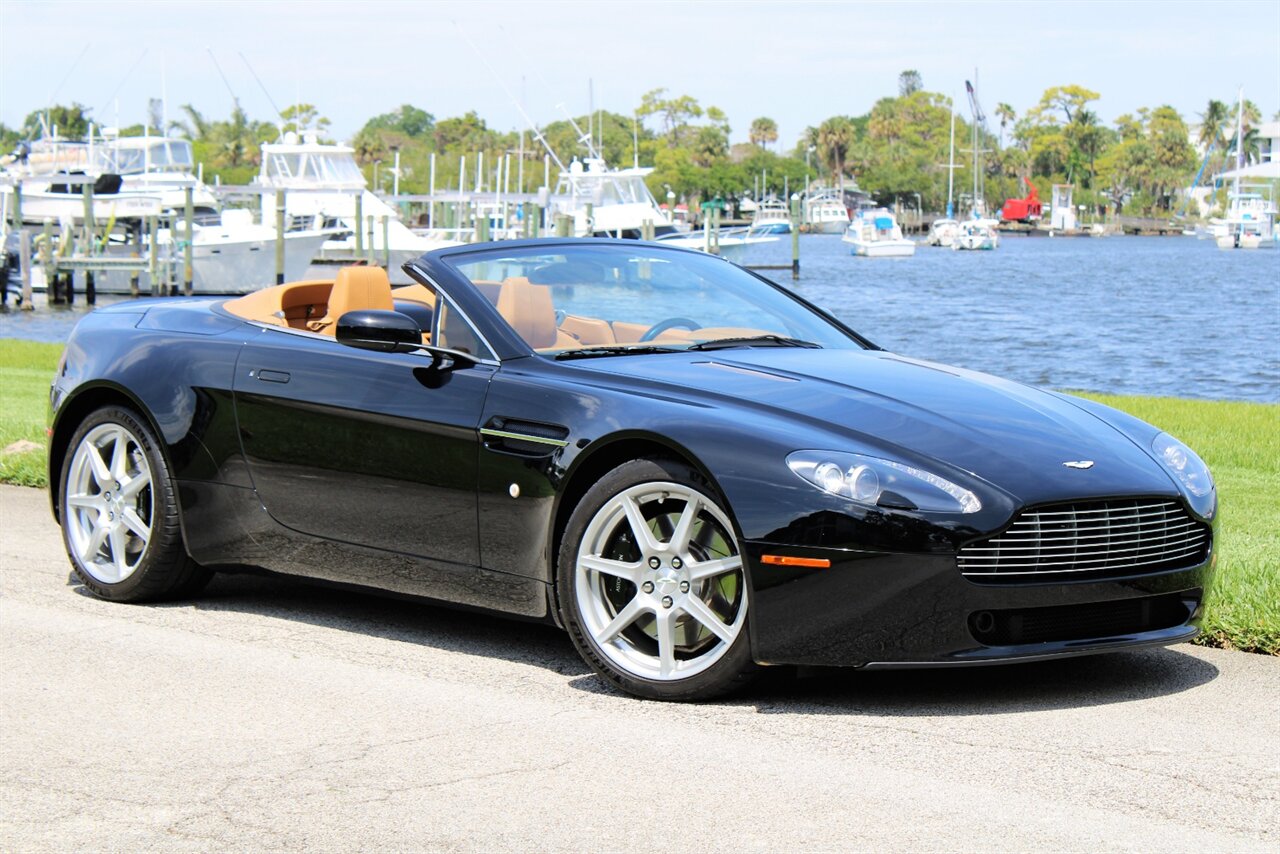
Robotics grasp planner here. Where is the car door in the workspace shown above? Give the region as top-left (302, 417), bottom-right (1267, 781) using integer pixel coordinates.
top-left (232, 323), bottom-right (495, 570)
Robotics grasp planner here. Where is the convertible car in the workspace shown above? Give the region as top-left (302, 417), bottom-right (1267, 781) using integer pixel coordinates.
top-left (49, 239), bottom-right (1217, 700)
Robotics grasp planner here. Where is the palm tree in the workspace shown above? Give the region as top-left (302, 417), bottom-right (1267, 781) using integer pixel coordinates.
top-left (169, 104), bottom-right (210, 141)
top-left (749, 117), bottom-right (779, 150)
top-left (1197, 100), bottom-right (1229, 151)
top-left (995, 103), bottom-right (1015, 149)
top-left (816, 117), bottom-right (855, 185)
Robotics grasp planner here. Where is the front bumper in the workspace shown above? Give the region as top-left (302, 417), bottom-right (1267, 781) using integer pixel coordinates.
top-left (743, 541), bottom-right (1214, 668)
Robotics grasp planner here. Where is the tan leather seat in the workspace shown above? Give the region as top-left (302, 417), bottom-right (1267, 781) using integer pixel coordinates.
top-left (313, 266), bottom-right (394, 334)
top-left (496, 277), bottom-right (579, 350)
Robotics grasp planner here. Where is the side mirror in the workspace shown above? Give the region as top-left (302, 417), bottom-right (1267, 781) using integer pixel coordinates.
top-left (336, 308), bottom-right (480, 372)
top-left (336, 309), bottom-right (422, 352)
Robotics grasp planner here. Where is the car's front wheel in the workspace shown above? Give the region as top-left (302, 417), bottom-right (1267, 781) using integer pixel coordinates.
top-left (558, 458), bottom-right (756, 700)
top-left (59, 405), bottom-right (211, 602)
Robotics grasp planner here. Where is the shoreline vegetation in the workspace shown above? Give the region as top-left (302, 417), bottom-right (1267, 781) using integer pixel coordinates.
top-left (7, 74), bottom-right (1275, 222)
top-left (1, 338), bottom-right (1275, 655)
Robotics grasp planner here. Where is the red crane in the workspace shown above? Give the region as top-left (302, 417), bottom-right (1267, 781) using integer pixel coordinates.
top-left (1000, 177), bottom-right (1042, 223)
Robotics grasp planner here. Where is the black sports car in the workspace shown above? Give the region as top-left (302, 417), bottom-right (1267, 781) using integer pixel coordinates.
top-left (49, 239), bottom-right (1217, 700)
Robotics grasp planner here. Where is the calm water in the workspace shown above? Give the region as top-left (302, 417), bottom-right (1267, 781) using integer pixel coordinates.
top-left (3, 235), bottom-right (1277, 403)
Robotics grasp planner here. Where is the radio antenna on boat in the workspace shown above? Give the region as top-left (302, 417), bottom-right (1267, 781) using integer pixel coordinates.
top-left (452, 20), bottom-right (566, 172)
top-left (96, 49), bottom-right (148, 120)
top-left (207, 49), bottom-right (240, 107)
top-left (239, 51), bottom-right (286, 137)
top-left (556, 103), bottom-right (604, 162)
top-left (40, 42), bottom-right (91, 137)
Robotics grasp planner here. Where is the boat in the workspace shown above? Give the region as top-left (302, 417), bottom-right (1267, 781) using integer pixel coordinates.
top-left (953, 218), bottom-right (999, 251)
top-left (928, 100), bottom-right (962, 248)
top-left (256, 133), bottom-right (459, 281)
top-left (1216, 91), bottom-right (1276, 250)
top-left (3, 131), bottom-right (332, 294)
top-left (550, 157), bottom-right (683, 238)
top-left (655, 225), bottom-right (778, 261)
top-left (804, 189), bottom-right (850, 234)
top-left (750, 198), bottom-right (792, 234)
top-left (958, 75), bottom-right (1001, 251)
top-left (842, 209), bottom-right (916, 257)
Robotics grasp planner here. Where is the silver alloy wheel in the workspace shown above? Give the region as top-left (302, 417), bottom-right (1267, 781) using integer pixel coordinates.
top-left (64, 422), bottom-right (154, 584)
top-left (575, 481), bottom-right (747, 681)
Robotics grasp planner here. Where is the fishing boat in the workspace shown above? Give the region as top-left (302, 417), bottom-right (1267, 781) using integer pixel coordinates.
top-left (804, 189), bottom-right (850, 234)
top-left (550, 157), bottom-right (682, 238)
top-left (842, 208), bottom-right (916, 257)
top-left (3, 131), bottom-right (331, 294)
top-left (750, 198), bottom-right (792, 234)
top-left (257, 133), bottom-right (458, 280)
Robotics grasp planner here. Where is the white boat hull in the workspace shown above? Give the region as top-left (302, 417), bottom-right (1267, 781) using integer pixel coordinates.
top-left (92, 230), bottom-right (333, 295)
top-left (845, 238), bottom-right (916, 257)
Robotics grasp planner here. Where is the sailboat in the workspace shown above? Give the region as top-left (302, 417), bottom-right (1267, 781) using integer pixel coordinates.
top-left (927, 100), bottom-right (961, 247)
top-left (1217, 89), bottom-right (1276, 250)
top-left (954, 75), bottom-right (1001, 251)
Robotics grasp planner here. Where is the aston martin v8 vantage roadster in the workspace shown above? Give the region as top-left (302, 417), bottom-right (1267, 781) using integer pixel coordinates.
top-left (49, 239), bottom-right (1216, 700)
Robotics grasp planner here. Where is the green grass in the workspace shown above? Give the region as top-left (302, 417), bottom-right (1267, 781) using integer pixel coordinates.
top-left (1, 338), bottom-right (1275, 653)
top-left (1074, 392), bottom-right (1280, 655)
top-left (0, 340), bottom-right (61, 487)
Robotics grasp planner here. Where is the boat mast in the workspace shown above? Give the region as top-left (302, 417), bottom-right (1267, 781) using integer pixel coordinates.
top-left (947, 100), bottom-right (956, 218)
top-left (1234, 87), bottom-right (1243, 197)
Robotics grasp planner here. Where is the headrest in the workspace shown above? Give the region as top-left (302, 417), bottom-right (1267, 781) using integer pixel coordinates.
top-left (327, 266), bottom-right (393, 320)
top-left (496, 277), bottom-right (556, 349)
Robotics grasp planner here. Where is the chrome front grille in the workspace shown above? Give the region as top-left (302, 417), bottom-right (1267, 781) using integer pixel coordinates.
top-left (959, 499), bottom-right (1210, 582)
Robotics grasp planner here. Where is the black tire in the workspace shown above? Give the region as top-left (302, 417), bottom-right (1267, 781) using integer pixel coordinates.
top-left (58, 405), bottom-right (211, 602)
top-left (557, 457), bottom-right (758, 701)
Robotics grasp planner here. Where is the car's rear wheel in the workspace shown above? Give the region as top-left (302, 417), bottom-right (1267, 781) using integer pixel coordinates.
top-left (558, 458), bottom-right (757, 700)
top-left (60, 406), bottom-right (211, 602)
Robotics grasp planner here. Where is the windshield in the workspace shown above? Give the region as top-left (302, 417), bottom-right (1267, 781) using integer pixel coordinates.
top-left (443, 244), bottom-right (862, 355)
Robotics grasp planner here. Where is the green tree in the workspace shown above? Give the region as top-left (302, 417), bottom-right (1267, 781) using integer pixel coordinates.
top-left (637, 88), bottom-right (704, 147)
top-left (362, 104), bottom-right (435, 139)
top-left (22, 103), bottom-right (92, 139)
top-left (279, 103), bottom-right (331, 139)
top-left (816, 116), bottom-right (856, 182)
top-left (995, 103), bottom-right (1015, 148)
top-left (749, 116), bottom-right (778, 149)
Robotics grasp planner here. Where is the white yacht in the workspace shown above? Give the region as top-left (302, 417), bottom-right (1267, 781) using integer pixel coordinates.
top-left (842, 209), bottom-right (916, 257)
top-left (256, 134), bottom-right (458, 281)
top-left (750, 198), bottom-right (792, 234)
top-left (550, 157), bottom-right (681, 238)
top-left (804, 190), bottom-right (850, 234)
top-left (1217, 189), bottom-right (1276, 249)
top-left (3, 133), bottom-right (331, 294)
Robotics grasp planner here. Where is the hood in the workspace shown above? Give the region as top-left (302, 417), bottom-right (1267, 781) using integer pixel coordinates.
top-left (575, 348), bottom-right (1179, 506)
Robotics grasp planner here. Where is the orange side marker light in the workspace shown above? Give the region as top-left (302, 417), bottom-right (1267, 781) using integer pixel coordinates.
top-left (761, 555), bottom-right (831, 568)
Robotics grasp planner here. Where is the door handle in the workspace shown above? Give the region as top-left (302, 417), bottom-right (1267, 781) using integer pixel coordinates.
top-left (254, 369), bottom-right (291, 384)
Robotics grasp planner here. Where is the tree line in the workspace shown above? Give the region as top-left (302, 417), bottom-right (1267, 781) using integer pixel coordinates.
top-left (3, 72), bottom-right (1274, 218)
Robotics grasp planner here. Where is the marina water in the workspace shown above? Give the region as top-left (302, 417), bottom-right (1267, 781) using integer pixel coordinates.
top-left (2, 235), bottom-right (1276, 403)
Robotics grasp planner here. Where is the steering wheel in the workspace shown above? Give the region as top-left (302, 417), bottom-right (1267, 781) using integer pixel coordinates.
top-left (640, 317), bottom-right (702, 342)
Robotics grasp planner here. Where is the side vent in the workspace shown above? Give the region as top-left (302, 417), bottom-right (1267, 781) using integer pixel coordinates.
top-left (480, 417), bottom-right (570, 457)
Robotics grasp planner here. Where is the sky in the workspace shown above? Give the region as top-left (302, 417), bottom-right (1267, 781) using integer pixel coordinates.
top-left (2, 0), bottom-right (1278, 149)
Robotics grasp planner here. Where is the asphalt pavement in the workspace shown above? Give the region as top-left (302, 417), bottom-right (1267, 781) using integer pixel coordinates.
top-left (2, 484), bottom-right (1277, 851)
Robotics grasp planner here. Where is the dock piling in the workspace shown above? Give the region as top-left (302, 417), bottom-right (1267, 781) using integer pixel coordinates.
top-left (275, 190), bottom-right (286, 285)
top-left (381, 216), bottom-right (390, 269)
top-left (183, 186), bottom-right (194, 296)
top-left (18, 230), bottom-right (33, 311)
top-left (365, 215), bottom-right (375, 263)
top-left (354, 194), bottom-right (364, 258)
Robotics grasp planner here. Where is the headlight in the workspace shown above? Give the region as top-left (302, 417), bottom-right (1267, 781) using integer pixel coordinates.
top-left (1152, 432), bottom-right (1215, 511)
top-left (787, 450), bottom-right (981, 514)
